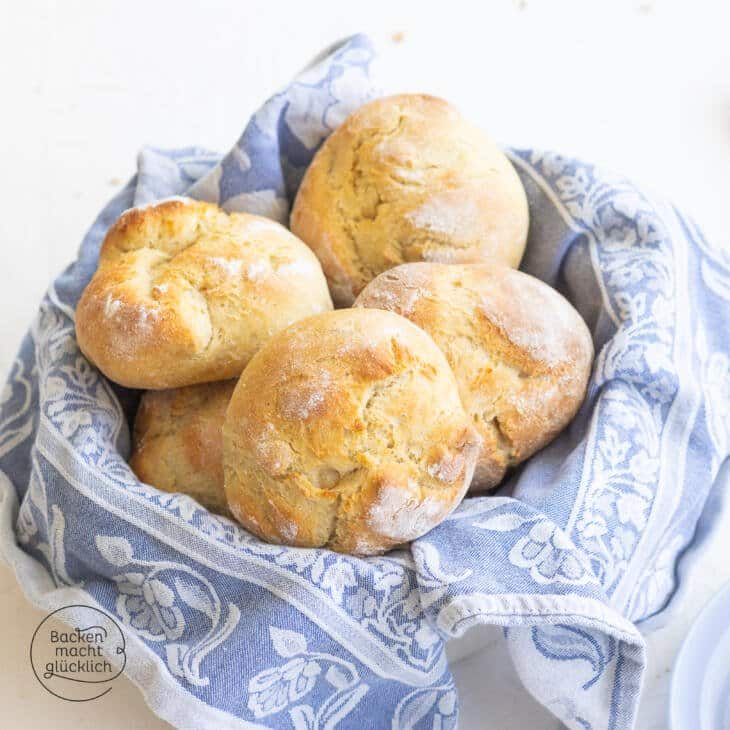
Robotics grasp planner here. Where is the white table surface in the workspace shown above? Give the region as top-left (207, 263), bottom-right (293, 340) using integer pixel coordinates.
top-left (1, 1), bottom-right (729, 727)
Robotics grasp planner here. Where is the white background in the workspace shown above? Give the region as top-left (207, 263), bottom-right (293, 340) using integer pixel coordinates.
top-left (1, 1), bottom-right (729, 728)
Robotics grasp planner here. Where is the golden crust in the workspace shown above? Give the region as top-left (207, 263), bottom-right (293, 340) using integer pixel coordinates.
top-left (130, 380), bottom-right (236, 517)
top-left (355, 263), bottom-right (594, 491)
top-left (222, 308), bottom-right (481, 555)
top-left (290, 94), bottom-right (529, 305)
top-left (76, 199), bottom-right (333, 389)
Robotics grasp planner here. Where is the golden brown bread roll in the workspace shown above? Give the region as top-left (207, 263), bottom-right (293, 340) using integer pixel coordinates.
top-left (130, 380), bottom-right (235, 517)
top-left (290, 94), bottom-right (529, 305)
top-left (76, 198), bottom-right (333, 389)
top-left (355, 263), bottom-right (594, 492)
top-left (223, 308), bottom-right (481, 555)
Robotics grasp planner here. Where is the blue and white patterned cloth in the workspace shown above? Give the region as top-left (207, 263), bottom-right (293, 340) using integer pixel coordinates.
top-left (1, 34), bottom-right (729, 730)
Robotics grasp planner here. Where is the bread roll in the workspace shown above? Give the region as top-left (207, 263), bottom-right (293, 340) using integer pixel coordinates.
top-left (223, 309), bottom-right (480, 555)
top-left (290, 94), bottom-right (529, 305)
top-left (76, 199), bottom-right (333, 389)
top-left (130, 380), bottom-right (235, 517)
top-left (355, 263), bottom-right (594, 491)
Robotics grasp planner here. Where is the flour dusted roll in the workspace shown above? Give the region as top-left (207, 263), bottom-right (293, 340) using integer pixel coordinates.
top-left (355, 263), bottom-right (594, 492)
top-left (76, 198), bottom-right (333, 389)
top-left (130, 380), bottom-right (235, 517)
top-left (223, 308), bottom-right (480, 555)
top-left (290, 94), bottom-right (529, 305)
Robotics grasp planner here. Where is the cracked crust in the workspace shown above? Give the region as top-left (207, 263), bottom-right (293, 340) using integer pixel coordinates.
top-left (222, 308), bottom-right (481, 555)
top-left (76, 199), bottom-right (333, 388)
top-left (290, 94), bottom-right (529, 305)
top-left (355, 263), bottom-right (594, 491)
top-left (130, 380), bottom-right (236, 517)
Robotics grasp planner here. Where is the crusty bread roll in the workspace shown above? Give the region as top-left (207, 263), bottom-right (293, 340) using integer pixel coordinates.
top-left (76, 198), bottom-right (333, 389)
top-left (355, 263), bottom-right (594, 492)
top-left (130, 380), bottom-right (235, 517)
top-left (223, 309), bottom-right (481, 555)
top-left (290, 94), bottom-right (529, 305)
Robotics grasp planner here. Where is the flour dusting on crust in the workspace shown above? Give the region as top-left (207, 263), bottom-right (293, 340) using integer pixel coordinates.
top-left (208, 256), bottom-right (246, 277)
top-left (274, 257), bottom-right (321, 279)
top-left (406, 192), bottom-right (482, 239)
top-left (237, 216), bottom-right (285, 236)
top-left (266, 499), bottom-right (299, 542)
top-left (358, 280), bottom-right (423, 316)
top-left (480, 274), bottom-right (580, 367)
top-left (124, 196), bottom-right (194, 216)
top-left (277, 371), bottom-right (332, 421)
top-left (368, 482), bottom-right (444, 541)
top-left (427, 451), bottom-right (466, 483)
top-left (229, 500), bottom-right (256, 529)
top-left (103, 293), bottom-right (160, 329)
top-left (104, 294), bottom-right (123, 318)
